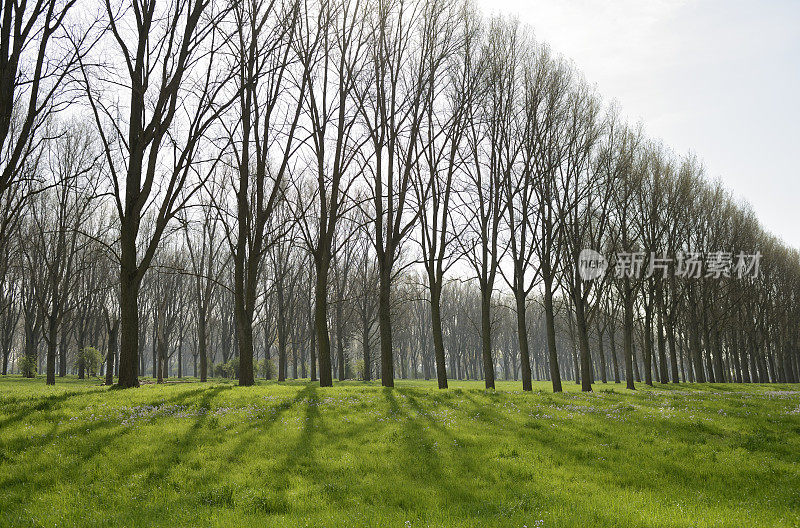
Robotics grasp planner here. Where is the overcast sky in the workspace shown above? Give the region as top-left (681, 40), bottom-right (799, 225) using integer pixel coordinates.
top-left (474, 0), bottom-right (800, 248)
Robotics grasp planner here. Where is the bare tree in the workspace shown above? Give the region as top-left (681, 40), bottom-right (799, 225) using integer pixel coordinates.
top-left (501, 42), bottom-right (566, 391)
top-left (457, 17), bottom-right (521, 390)
top-left (293, 0), bottom-right (369, 387)
top-left (0, 0), bottom-right (90, 263)
top-left (412, 0), bottom-right (474, 389)
top-left (79, 0), bottom-right (232, 387)
top-left (527, 51), bottom-right (573, 393)
top-left (223, 0), bottom-right (305, 386)
top-left (355, 0), bottom-right (447, 387)
top-left (182, 189), bottom-right (227, 382)
top-left (558, 83), bottom-right (604, 392)
top-left (606, 123), bottom-right (645, 390)
top-left (21, 119), bottom-right (98, 384)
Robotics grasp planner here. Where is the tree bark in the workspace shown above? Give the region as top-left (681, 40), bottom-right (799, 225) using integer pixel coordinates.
top-left (543, 282), bottom-right (562, 392)
top-left (480, 286), bottom-right (495, 390)
top-left (45, 316), bottom-right (57, 385)
top-left (117, 231), bottom-right (141, 388)
top-left (199, 314), bottom-right (207, 382)
top-left (430, 283), bottom-right (448, 389)
top-left (315, 259), bottom-right (333, 387)
top-left (573, 293), bottom-right (593, 392)
top-left (515, 292), bottom-right (533, 391)
top-left (623, 283), bottom-right (636, 390)
top-left (105, 319), bottom-right (118, 386)
top-left (378, 264), bottom-right (394, 387)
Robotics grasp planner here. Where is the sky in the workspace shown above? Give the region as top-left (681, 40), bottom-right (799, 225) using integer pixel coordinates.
top-left (474, 0), bottom-right (800, 248)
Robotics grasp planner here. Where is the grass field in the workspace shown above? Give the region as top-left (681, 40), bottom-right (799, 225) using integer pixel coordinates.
top-left (1, 377), bottom-right (799, 527)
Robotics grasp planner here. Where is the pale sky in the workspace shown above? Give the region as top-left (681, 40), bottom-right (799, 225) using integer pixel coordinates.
top-left (475, 0), bottom-right (800, 248)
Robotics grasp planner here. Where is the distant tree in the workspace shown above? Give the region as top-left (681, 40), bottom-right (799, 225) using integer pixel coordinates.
top-left (77, 345), bottom-right (102, 377)
top-left (182, 189), bottom-right (227, 383)
top-left (21, 120), bottom-right (98, 384)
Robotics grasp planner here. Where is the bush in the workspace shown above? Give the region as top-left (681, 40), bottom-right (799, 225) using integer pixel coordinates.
top-left (257, 358), bottom-right (274, 379)
top-left (213, 363), bottom-right (227, 378)
top-left (19, 355), bottom-right (37, 377)
top-left (213, 357), bottom-right (239, 379)
top-left (354, 360), bottom-right (366, 380)
top-left (77, 346), bottom-right (102, 377)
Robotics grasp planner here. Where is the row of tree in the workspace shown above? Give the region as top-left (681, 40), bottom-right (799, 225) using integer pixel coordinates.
top-left (0, 0), bottom-right (798, 391)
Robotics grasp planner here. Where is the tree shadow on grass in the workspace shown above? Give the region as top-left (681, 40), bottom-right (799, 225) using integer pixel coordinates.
top-left (138, 385), bottom-right (235, 481)
top-left (1, 384), bottom-right (235, 459)
top-left (218, 384), bottom-right (318, 466)
top-left (5, 386), bottom-right (234, 497)
top-left (396, 389), bottom-right (679, 526)
top-left (451, 388), bottom-right (799, 523)
top-left (0, 387), bottom-right (104, 431)
top-left (382, 388), bottom-right (508, 517)
top-left (125, 384), bottom-right (318, 518)
top-left (254, 384), bottom-right (326, 516)
top-left (6, 383), bottom-right (322, 525)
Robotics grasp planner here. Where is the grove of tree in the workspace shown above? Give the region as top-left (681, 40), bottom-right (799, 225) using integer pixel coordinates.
top-left (1, 0), bottom-right (797, 391)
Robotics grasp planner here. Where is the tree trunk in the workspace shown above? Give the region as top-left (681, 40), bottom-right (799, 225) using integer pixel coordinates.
top-left (731, 327), bottom-right (742, 383)
top-left (315, 259), bottom-right (333, 387)
top-left (237, 314), bottom-right (254, 386)
top-left (278, 301), bottom-right (287, 382)
top-left (105, 320), bottom-right (118, 386)
top-left (430, 283), bottom-right (447, 389)
top-left (156, 337), bottom-right (165, 384)
top-left (199, 313), bottom-right (207, 382)
top-left (741, 330), bottom-right (752, 383)
top-left (623, 284), bottom-right (636, 390)
top-left (46, 316), bottom-right (57, 385)
top-left (310, 324), bottom-right (317, 382)
top-left (117, 211), bottom-right (141, 388)
top-left (609, 324), bottom-right (620, 383)
top-left (515, 292), bottom-right (532, 391)
top-left (666, 317), bottom-right (679, 383)
top-left (362, 311), bottom-right (371, 381)
top-left (336, 299), bottom-right (345, 380)
top-left (378, 263), bottom-right (394, 388)
top-left (58, 330), bottom-right (67, 377)
top-left (117, 263), bottom-right (140, 387)
top-left (573, 294), bottom-right (593, 392)
top-left (691, 320), bottom-right (705, 383)
top-left (597, 323), bottom-right (608, 384)
top-left (656, 297), bottom-right (668, 384)
top-left (2, 343), bottom-right (9, 375)
top-left (543, 282), bottom-right (562, 392)
top-left (713, 331), bottom-right (726, 383)
top-left (643, 306), bottom-right (653, 387)
top-left (480, 285), bottom-right (495, 390)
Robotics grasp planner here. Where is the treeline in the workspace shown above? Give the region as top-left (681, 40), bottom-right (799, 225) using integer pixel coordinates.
top-left (0, 0), bottom-right (798, 391)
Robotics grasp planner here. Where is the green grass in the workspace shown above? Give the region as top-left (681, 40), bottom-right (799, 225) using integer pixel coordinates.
top-left (1, 377), bottom-right (799, 527)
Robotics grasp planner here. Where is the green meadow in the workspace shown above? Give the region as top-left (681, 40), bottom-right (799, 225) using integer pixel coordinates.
top-left (1, 377), bottom-right (799, 527)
